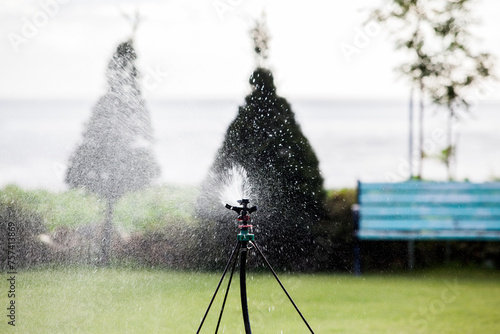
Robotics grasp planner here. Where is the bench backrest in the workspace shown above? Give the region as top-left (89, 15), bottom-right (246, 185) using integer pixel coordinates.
top-left (355, 181), bottom-right (500, 240)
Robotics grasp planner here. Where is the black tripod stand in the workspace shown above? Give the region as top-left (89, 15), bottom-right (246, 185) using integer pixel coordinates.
top-left (196, 199), bottom-right (315, 334)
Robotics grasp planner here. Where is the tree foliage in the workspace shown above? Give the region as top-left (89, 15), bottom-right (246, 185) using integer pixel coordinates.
top-left (66, 40), bottom-right (160, 205)
top-left (197, 68), bottom-right (327, 270)
top-left (370, 0), bottom-right (494, 179)
top-left (426, 1), bottom-right (494, 178)
top-left (251, 11), bottom-right (270, 68)
top-left (197, 14), bottom-right (326, 270)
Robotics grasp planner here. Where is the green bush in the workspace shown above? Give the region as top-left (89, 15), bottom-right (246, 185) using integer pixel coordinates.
top-left (114, 185), bottom-right (199, 232)
top-left (0, 193), bottom-right (50, 269)
top-left (0, 185), bottom-right (104, 231)
top-left (313, 188), bottom-right (357, 271)
top-left (112, 185), bottom-right (202, 268)
top-left (0, 184), bottom-right (203, 268)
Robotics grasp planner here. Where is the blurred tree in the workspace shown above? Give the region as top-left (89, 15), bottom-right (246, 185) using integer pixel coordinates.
top-left (197, 14), bottom-right (327, 270)
top-left (251, 10), bottom-right (270, 68)
top-left (65, 39), bottom-right (160, 266)
top-left (370, 0), bottom-right (438, 179)
top-left (370, 0), bottom-right (494, 180)
top-left (427, 0), bottom-right (494, 179)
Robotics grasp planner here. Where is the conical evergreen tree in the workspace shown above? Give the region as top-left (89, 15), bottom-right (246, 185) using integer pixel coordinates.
top-left (197, 15), bottom-right (326, 270)
top-left (66, 39), bottom-right (160, 265)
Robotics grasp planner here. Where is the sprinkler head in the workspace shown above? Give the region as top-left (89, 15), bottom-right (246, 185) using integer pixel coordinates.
top-left (225, 200), bottom-right (257, 241)
top-left (225, 199), bottom-right (258, 216)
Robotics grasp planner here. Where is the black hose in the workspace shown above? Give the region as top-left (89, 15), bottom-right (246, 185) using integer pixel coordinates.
top-left (240, 241), bottom-right (252, 334)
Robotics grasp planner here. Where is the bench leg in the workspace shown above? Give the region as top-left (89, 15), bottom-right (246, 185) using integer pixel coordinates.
top-left (444, 241), bottom-right (451, 264)
top-left (354, 242), bottom-right (361, 276)
top-left (408, 240), bottom-right (415, 270)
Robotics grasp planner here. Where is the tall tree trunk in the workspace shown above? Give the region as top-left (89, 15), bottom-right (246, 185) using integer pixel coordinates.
top-left (417, 83), bottom-right (425, 179)
top-left (446, 106), bottom-right (454, 181)
top-left (408, 87), bottom-right (414, 179)
top-left (101, 198), bottom-right (114, 266)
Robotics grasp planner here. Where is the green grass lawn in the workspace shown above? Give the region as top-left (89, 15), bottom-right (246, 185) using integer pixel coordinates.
top-left (2, 267), bottom-right (499, 333)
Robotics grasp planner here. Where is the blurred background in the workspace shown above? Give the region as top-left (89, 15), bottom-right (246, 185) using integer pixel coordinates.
top-left (1, 0), bottom-right (499, 190)
top-left (1, 4), bottom-right (500, 332)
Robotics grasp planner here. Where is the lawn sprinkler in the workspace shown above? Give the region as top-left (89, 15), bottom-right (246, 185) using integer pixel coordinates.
top-left (196, 199), bottom-right (315, 334)
top-left (226, 199), bottom-right (257, 242)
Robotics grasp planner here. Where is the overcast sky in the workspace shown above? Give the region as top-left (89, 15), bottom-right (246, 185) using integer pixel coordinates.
top-left (1, 0), bottom-right (500, 101)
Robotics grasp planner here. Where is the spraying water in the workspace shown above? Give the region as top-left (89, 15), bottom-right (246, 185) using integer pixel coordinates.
top-left (218, 164), bottom-right (254, 206)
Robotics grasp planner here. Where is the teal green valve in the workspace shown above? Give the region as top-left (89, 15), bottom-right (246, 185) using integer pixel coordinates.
top-left (238, 225), bottom-right (255, 242)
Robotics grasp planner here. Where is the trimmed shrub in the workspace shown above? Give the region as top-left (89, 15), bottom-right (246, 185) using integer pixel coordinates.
top-left (0, 198), bottom-right (50, 269)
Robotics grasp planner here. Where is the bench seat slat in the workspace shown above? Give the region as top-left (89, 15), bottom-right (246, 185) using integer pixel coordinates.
top-left (360, 182), bottom-right (500, 191)
top-left (360, 206), bottom-right (500, 217)
top-left (357, 230), bottom-right (500, 240)
top-left (361, 194), bottom-right (500, 204)
top-left (360, 219), bottom-right (500, 231)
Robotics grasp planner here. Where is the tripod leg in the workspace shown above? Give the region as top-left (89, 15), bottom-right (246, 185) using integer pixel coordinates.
top-left (215, 241), bottom-right (240, 333)
top-left (240, 241), bottom-right (252, 334)
top-left (196, 240), bottom-right (240, 334)
top-left (249, 241), bottom-right (315, 334)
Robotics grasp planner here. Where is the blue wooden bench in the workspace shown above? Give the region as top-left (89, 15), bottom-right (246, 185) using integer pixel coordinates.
top-left (353, 181), bottom-right (500, 272)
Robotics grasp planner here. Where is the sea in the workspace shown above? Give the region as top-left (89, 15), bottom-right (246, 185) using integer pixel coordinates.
top-left (1, 99), bottom-right (499, 191)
